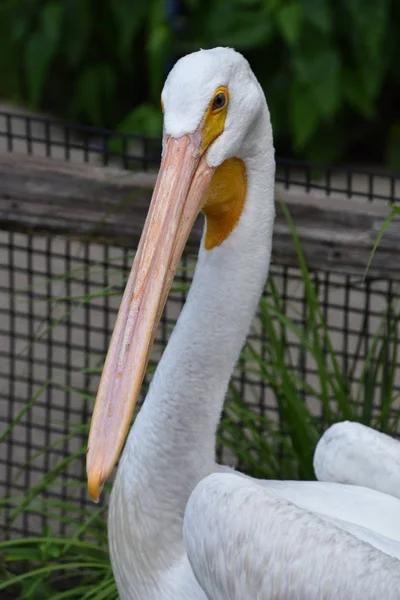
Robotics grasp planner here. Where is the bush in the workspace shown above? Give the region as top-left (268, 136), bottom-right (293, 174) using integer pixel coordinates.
top-left (1, 0), bottom-right (399, 166)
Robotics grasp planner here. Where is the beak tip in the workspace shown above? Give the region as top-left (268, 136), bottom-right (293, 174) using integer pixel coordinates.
top-left (87, 473), bottom-right (103, 503)
top-left (87, 458), bottom-right (105, 503)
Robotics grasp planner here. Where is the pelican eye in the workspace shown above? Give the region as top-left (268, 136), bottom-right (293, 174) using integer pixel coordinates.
top-left (212, 92), bottom-right (227, 112)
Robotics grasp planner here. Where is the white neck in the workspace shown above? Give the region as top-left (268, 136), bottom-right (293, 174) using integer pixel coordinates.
top-left (109, 107), bottom-right (275, 598)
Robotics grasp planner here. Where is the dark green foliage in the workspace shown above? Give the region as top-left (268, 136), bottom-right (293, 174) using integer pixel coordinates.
top-left (179, 0), bottom-right (400, 165)
top-left (0, 0), bottom-right (167, 134)
top-left (1, 0), bottom-right (399, 166)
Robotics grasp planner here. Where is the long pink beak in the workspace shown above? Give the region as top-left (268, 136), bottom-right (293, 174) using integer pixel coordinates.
top-left (86, 135), bottom-right (215, 501)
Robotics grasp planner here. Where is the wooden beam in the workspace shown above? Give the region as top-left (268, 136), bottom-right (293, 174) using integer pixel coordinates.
top-left (1, 152), bottom-right (399, 278)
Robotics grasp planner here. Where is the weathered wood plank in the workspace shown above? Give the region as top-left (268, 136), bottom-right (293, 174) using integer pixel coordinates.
top-left (1, 152), bottom-right (399, 278)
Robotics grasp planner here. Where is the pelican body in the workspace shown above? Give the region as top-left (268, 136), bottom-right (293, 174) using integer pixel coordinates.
top-left (87, 48), bottom-right (400, 599)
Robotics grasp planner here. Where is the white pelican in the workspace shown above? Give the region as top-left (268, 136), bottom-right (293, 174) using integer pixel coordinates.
top-left (86, 47), bottom-right (400, 599)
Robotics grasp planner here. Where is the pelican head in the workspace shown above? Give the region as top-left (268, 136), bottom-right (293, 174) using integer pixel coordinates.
top-left (162, 47), bottom-right (265, 166)
top-left (86, 47), bottom-right (269, 501)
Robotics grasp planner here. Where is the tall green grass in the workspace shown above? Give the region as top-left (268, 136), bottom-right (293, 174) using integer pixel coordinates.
top-left (1, 206), bottom-right (399, 598)
top-left (364, 203), bottom-right (400, 279)
top-left (221, 202), bottom-right (400, 482)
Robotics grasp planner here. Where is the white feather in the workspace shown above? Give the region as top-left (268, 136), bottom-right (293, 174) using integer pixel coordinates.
top-left (107, 48), bottom-right (400, 600)
top-left (184, 473), bottom-right (400, 600)
top-left (314, 421), bottom-right (400, 499)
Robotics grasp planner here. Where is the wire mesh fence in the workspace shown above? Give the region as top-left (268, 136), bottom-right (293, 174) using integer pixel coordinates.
top-left (1, 109), bottom-right (399, 201)
top-left (1, 111), bottom-right (400, 546)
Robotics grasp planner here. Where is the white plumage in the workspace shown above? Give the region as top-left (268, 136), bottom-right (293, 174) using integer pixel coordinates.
top-left (184, 474), bottom-right (400, 600)
top-left (87, 47), bottom-right (400, 599)
top-left (315, 420), bottom-right (400, 499)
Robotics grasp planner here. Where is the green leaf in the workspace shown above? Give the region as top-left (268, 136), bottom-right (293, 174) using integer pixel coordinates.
top-left (117, 103), bottom-right (163, 138)
top-left (74, 65), bottom-right (116, 125)
top-left (20, 578), bottom-right (54, 600)
top-left (312, 52), bottom-right (340, 117)
top-left (40, 1), bottom-right (63, 49)
top-left (289, 82), bottom-right (318, 148)
top-left (146, 0), bottom-right (172, 101)
top-left (12, 7), bottom-right (33, 42)
top-left (363, 205), bottom-right (400, 281)
top-left (301, 0), bottom-right (331, 34)
top-left (25, 32), bottom-right (53, 106)
top-left (293, 48), bottom-right (340, 118)
top-left (4, 548), bottom-right (42, 562)
top-left (111, 0), bottom-right (147, 61)
top-left (277, 1), bottom-right (303, 45)
top-left (24, 1), bottom-right (63, 107)
top-left (45, 543), bottom-right (61, 559)
top-left (64, 0), bottom-right (91, 67)
top-left (343, 0), bottom-right (389, 110)
top-left (345, 0), bottom-right (389, 64)
top-left (343, 69), bottom-right (374, 117)
top-left (0, 562), bottom-right (109, 591)
top-left (203, 0), bottom-right (272, 49)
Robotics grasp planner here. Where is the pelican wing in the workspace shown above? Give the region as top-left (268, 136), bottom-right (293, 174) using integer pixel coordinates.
top-left (314, 421), bottom-right (400, 499)
top-left (183, 473), bottom-right (400, 600)
top-left (255, 478), bottom-right (400, 556)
